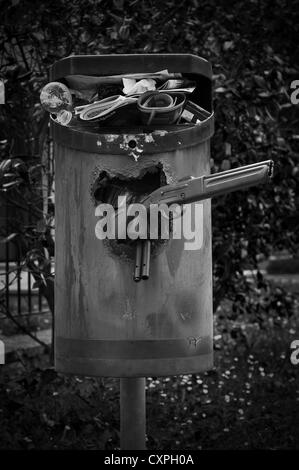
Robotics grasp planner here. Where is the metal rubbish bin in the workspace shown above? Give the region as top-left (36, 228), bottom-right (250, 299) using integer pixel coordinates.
top-left (51, 54), bottom-right (214, 377)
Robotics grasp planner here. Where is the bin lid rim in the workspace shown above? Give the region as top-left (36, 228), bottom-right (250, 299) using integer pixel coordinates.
top-left (50, 53), bottom-right (212, 81)
top-left (51, 111), bottom-right (214, 156)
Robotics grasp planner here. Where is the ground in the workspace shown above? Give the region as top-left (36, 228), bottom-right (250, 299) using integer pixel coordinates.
top-left (0, 275), bottom-right (298, 450)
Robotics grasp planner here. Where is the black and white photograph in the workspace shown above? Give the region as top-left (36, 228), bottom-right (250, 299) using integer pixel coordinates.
top-left (0, 0), bottom-right (298, 458)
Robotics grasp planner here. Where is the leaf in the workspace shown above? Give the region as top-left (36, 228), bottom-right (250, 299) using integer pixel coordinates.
top-left (258, 91), bottom-right (272, 98)
top-left (36, 219), bottom-right (47, 233)
top-left (2, 180), bottom-right (21, 189)
top-left (32, 281), bottom-right (41, 289)
top-left (31, 32), bottom-right (44, 42)
top-left (221, 159), bottom-right (231, 171)
top-left (225, 142), bottom-right (232, 157)
top-left (223, 41), bottom-right (234, 51)
top-left (215, 87), bottom-right (227, 93)
top-left (273, 55), bottom-right (284, 65)
top-left (253, 75), bottom-right (266, 88)
top-left (0, 159), bottom-right (11, 172)
top-left (0, 233), bottom-right (17, 243)
top-left (41, 412), bottom-right (55, 428)
top-left (40, 368), bottom-right (58, 385)
top-left (113, 0), bottom-right (124, 9)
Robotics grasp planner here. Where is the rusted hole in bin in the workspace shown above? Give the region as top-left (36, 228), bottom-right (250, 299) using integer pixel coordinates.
top-left (92, 163), bottom-right (167, 209)
top-left (91, 164), bottom-right (170, 260)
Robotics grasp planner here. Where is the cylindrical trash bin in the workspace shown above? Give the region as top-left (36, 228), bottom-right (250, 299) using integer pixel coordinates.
top-left (51, 54), bottom-right (214, 377)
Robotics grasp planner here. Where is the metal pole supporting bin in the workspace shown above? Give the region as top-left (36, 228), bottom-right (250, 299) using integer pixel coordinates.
top-left (51, 54), bottom-right (215, 448)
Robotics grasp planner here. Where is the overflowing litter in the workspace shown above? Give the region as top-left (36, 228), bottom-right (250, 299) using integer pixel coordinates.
top-left (40, 69), bottom-right (208, 129)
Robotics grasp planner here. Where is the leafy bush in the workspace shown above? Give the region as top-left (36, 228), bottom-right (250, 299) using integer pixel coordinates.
top-left (0, 0), bottom-right (298, 333)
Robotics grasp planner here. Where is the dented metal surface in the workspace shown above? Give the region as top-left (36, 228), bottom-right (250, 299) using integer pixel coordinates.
top-left (96, 132), bottom-right (168, 161)
top-left (51, 112), bottom-right (214, 156)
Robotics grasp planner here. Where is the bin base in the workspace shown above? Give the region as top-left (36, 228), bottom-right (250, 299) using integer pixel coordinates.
top-left (55, 352), bottom-right (213, 377)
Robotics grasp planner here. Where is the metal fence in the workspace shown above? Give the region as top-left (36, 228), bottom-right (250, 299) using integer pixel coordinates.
top-left (0, 133), bottom-right (53, 330)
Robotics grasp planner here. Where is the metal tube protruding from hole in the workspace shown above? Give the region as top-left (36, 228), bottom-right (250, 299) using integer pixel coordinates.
top-left (134, 241), bottom-right (143, 282)
top-left (141, 240), bottom-right (151, 280)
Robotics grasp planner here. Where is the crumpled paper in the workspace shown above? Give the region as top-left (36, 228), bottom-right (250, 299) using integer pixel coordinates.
top-left (122, 78), bottom-right (156, 96)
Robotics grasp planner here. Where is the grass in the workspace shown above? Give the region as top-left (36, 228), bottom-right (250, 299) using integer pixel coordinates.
top-left (0, 299), bottom-right (298, 450)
